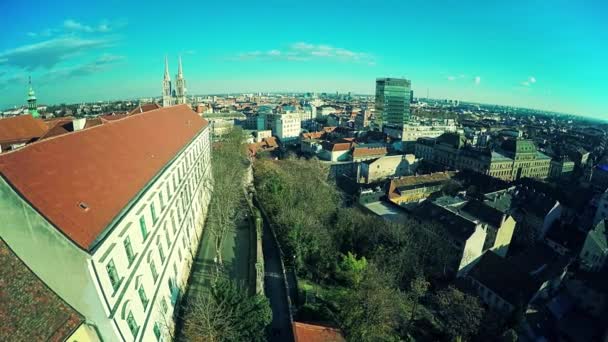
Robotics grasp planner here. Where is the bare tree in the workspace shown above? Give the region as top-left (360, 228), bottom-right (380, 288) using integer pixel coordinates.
top-left (205, 128), bottom-right (248, 268)
top-left (180, 279), bottom-right (271, 342)
top-left (181, 291), bottom-right (239, 342)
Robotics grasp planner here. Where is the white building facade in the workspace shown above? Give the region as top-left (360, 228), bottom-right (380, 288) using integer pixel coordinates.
top-left (268, 113), bottom-right (301, 143)
top-left (0, 105), bottom-right (212, 342)
top-left (401, 120), bottom-right (459, 143)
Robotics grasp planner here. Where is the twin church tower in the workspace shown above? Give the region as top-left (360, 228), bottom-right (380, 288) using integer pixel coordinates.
top-left (162, 56), bottom-right (187, 107)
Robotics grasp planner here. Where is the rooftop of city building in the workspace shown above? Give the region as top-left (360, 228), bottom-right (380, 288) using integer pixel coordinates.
top-left (0, 104), bottom-right (208, 251)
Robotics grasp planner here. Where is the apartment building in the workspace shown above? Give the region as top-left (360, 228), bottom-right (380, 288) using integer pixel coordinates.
top-left (267, 112), bottom-right (301, 143)
top-left (413, 195), bottom-right (517, 276)
top-left (0, 104), bottom-right (212, 341)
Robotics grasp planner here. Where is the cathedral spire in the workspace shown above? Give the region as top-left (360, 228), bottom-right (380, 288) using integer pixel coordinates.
top-left (175, 56), bottom-right (187, 105)
top-left (177, 55), bottom-right (183, 79)
top-left (162, 56), bottom-right (173, 107)
top-left (164, 55), bottom-right (170, 81)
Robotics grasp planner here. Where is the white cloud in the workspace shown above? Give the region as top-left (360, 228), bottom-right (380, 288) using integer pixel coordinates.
top-left (447, 74), bottom-right (468, 81)
top-left (520, 76), bottom-right (537, 87)
top-left (0, 36), bottom-right (112, 70)
top-left (25, 19), bottom-right (123, 39)
top-left (292, 42), bottom-right (315, 50)
top-left (64, 19), bottom-right (114, 33)
top-left (235, 42), bottom-right (375, 65)
top-left (43, 54), bottom-right (125, 80)
top-left (474, 76), bottom-right (481, 85)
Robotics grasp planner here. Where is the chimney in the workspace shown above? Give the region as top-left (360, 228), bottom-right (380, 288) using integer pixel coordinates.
top-left (72, 118), bottom-right (86, 131)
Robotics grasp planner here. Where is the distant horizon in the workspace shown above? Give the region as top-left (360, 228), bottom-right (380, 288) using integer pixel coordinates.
top-left (2, 81), bottom-right (605, 121)
top-left (1, 1), bottom-right (606, 120)
top-left (5, 90), bottom-right (603, 123)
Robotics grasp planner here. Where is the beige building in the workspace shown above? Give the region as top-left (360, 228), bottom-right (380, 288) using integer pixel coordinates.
top-left (253, 129), bottom-right (272, 143)
top-left (358, 154), bottom-right (417, 183)
top-left (0, 105), bottom-right (212, 342)
top-left (414, 195), bottom-right (516, 276)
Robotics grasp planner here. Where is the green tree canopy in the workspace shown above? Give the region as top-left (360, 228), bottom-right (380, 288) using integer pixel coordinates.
top-left (339, 264), bottom-right (404, 342)
top-left (432, 286), bottom-right (484, 341)
top-left (337, 252), bottom-right (367, 287)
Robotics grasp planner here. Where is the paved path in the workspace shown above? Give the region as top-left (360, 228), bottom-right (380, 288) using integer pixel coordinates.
top-left (175, 214), bottom-right (252, 341)
top-left (261, 222), bottom-right (295, 342)
top-left (185, 217), bottom-right (251, 298)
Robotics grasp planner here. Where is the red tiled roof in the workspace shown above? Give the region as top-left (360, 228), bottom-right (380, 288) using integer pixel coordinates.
top-left (293, 322), bottom-right (345, 342)
top-left (0, 239), bottom-right (84, 341)
top-left (0, 115), bottom-right (48, 144)
top-left (100, 113), bottom-right (130, 121)
top-left (128, 103), bottom-right (162, 115)
top-left (43, 117), bottom-right (74, 128)
top-left (0, 105), bottom-right (208, 251)
top-left (39, 119), bottom-right (73, 140)
top-left (352, 146), bottom-right (387, 158)
top-left (265, 136), bottom-right (279, 149)
top-left (84, 117), bottom-right (104, 129)
top-left (247, 137), bottom-right (279, 156)
top-left (323, 141), bottom-right (352, 152)
top-left (301, 131), bottom-right (324, 140)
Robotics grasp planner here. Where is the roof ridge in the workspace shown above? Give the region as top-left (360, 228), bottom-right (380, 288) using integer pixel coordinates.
top-left (0, 105), bottom-right (188, 157)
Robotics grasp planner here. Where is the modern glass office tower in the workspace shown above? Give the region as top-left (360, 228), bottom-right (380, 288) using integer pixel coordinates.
top-left (375, 77), bottom-right (411, 130)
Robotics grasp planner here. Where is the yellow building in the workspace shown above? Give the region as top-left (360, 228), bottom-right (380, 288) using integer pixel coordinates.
top-left (388, 171), bottom-right (454, 205)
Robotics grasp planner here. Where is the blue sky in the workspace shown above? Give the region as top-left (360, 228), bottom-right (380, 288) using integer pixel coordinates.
top-left (0, 0), bottom-right (606, 119)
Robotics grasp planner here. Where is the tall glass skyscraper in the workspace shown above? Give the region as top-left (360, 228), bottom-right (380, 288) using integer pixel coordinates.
top-left (375, 78), bottom-right (411, 131)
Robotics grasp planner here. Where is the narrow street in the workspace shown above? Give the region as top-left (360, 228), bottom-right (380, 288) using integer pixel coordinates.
top-left (175, 209), bottom-right (251, 341)
top-left (183, 216), bottom-right (251, 298)
top-left (260, 212), bottom-right (295, 342)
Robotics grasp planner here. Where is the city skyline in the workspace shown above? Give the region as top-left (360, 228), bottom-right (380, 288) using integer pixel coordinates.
top-left (1, 0), bottom-right (606, 119)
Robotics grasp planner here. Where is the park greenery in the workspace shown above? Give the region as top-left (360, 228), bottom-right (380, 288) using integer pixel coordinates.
top-left (254, 158), bottom-right (506, 341)
top-left (181, 279), bottom-right (271, 342)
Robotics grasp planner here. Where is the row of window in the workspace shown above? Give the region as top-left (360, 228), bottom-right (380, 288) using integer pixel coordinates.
top-left (120, 215), bottom-right (202, 339)
top-left (124, 203), bottom-right (206, 340)
top-left (126, 297), bottom-right (168, 340)
top-left (129, 150), bottom-right (210, 340)
top-left (104, 131), bottom-right (210, 341)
